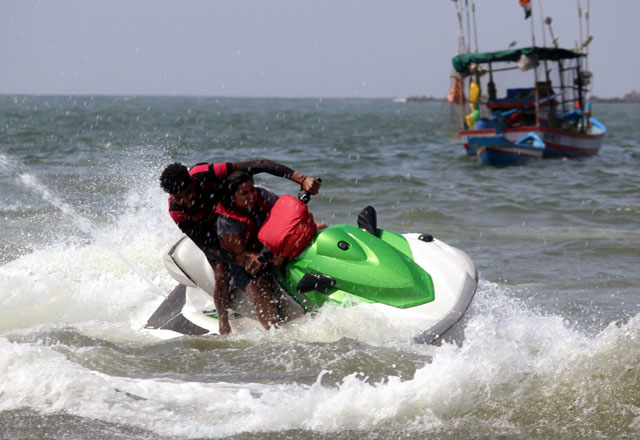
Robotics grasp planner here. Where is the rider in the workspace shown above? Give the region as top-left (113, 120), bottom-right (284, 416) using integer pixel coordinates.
top-left (215, 171), bottom-right (282, 330)
top-left (159, 160), bottom-right (320, 334)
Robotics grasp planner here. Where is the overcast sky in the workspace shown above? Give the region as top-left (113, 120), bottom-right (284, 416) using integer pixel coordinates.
top-left (2, 0), bottom-right (638, 98)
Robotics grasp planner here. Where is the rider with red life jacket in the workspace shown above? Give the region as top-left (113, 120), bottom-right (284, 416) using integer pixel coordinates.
top-left (216, 171), bottom-right (327, 331)
top-left (216, 171), bottom-right (283, 331)
top-left (159, 161), bottom-right (321, 335)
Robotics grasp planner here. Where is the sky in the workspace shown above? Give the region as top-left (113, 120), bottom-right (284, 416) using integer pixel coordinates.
top-left (2, 0), bottom-right (638, 99)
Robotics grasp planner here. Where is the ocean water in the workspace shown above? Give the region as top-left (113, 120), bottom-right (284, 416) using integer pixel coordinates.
top-left (1, 95), bottom-right (639, 439)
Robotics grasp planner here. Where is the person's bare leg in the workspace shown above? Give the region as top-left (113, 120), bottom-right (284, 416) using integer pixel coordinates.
top-left (213, 262), bottom-right (231, 335)
top-left (269, 279), bottom-right (289, 324)
top-left (245, 275), bottom-right (280, 330)
top-left (263, 276), bottom-right (289, 324)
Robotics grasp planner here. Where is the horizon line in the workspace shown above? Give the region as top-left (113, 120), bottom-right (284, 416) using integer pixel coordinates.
top-left (0, 92), bottom-right (634, 101)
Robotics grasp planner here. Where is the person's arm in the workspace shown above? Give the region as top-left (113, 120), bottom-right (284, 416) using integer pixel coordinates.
top-left (201, 243), bottom-right (245, 266)
top-left (218, 233), bottom-right (264, 275)
top-left (217, 217), bottom-right (265, 274)
top-left (291, 171), bottom-right (321, 195)
top-left (171, 214), bottom-right (239, 266)
top-left (233, 159), bottom-right (321, 195)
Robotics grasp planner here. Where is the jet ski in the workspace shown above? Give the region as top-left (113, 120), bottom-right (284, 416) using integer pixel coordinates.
top-left (145, 197), bottom-right (478, 344)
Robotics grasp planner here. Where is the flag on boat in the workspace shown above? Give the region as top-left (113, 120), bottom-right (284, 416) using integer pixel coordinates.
top-left (519, 0), bottom-right (532, 19)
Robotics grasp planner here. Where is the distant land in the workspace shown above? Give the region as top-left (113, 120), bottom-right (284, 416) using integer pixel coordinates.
top-left (397, 95), bottom-right (444, 102)
top-left (400, 90), bottom-right (640, 103)
top-left (592, 90), bottom-right (640, 103)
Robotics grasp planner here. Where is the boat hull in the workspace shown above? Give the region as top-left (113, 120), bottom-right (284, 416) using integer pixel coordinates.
top-left (468, 133), bottom-right (544, 166)
top-left (460, 119), bottom-right (605, 160)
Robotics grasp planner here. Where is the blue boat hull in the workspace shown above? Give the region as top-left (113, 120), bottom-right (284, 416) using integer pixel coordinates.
top-left (460, 117), bottom-right (606, 163)
top-left (477, 147), bottom-right (533, 165)
top-left (468, 133), bottom-right (545, 166)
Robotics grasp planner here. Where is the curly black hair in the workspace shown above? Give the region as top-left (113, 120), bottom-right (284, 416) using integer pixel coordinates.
top-left (219, 171), bottom-right (253, 208)
top-left (159, 162), bottom-right (191, 194)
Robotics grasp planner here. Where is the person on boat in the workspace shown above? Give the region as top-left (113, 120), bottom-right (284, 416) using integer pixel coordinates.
top-left (159, 161), bottom-right (321, 335)
top-left (216, 171), bottom-right (327, 331)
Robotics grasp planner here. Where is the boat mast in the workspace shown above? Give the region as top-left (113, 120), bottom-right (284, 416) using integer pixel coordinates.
top-left (465, 0), bottom-right (472, 53)
top-left (527, 1), bottom-right (540, 128)
top-left (578, 0), bottom-right (593, 130)
top-left (453, 0), bottom-right (469, 128)
top-left (576, 0), bottom-right (584, 56)
top-left (574, 0), bottom-right (590, 131)
top-left (470, 0), bottom-right (483, 117)
top-left (538, 0), bottom-right (552, 123)
top-left (538, 0), bottom-right (547, 47)
top-left (471, 0), bottom-right (479, 53)
top-left (545, 16), bottom-right (568, 114)
top-left (584, 0), bottom-right (590, 70)
top-left (455, 0), bottom-right (467, 55)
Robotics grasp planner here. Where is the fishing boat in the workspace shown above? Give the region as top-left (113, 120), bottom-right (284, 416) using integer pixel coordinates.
top-left (448, 2), bottom-right (607, 165)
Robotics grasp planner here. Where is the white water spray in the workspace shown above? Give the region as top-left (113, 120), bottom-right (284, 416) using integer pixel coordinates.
top-left (0, 152), bottom-right (19, 174)
top-left (1, 152), bottom-right (165, 297)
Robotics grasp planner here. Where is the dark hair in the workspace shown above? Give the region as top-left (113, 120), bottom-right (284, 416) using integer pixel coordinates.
top-left (220, 171), bottom-right (253, 208)
top-left (159, 162), bottom-right (191, 194)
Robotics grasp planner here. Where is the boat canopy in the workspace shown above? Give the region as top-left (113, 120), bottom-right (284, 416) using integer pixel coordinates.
top-left (452, 46), bottom-right (582, 73)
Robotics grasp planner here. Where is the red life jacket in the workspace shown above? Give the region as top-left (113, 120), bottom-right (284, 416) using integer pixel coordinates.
top-left (258, 194), bottom-right (317, 258)
top-left (168, 162), bottom-right (234, 225)
top-left (189, 162), bottom-right (233, 182)
top-left (215, 193), bottom-right (272, 250)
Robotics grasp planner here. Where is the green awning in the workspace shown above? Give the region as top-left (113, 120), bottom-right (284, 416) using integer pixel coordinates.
top-left (452, 46), bottom-right (582, 73)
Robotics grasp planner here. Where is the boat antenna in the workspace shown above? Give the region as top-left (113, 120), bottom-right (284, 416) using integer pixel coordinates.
top-left (546, 15), bottom-right (566, 112)
top-left (537, 0), bottom-right (547, 47)
top-left (545, 16), bottom-right (558, 48)
top-left (471, 0), bottom-right (479, 52)
top-left (528, 3), bottom-right (536, 47)
top-left (586, 0), bottom-right (591, 41)
top-left (576, 0), bottom-right (584, 53)
top-left (525, 1), bottom-right (539, 127)
top-left (450, 0), bottom-right (468, 134)
top-left (537, 0), bottom-right (551, 98)
top-left (453, 0), bottom-right (467, 55)
top-left (584, 0), bottom-right (591, 70)
top-left (465, 0), bottom-right (472, 53)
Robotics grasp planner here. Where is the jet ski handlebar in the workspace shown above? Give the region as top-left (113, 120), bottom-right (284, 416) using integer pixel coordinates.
top-left (298, 177), bottom-right (321, 204)
top-left (257, 247), bottom-right (272, 264)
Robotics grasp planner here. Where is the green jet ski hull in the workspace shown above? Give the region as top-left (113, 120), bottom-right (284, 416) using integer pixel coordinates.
top-left (276, 225), bottom-right (435, 312)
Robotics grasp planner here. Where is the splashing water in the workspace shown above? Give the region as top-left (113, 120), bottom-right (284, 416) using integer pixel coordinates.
top-left (2, 152), bottom-right (165, 299)
top-left (0, 152), bottom-right (20, 174)
top-left (1, 281), bottom-right (639, 438)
